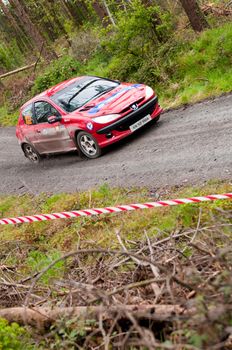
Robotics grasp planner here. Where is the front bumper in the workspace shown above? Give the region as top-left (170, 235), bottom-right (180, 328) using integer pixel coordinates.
top-left (97, 96), bottom-right (158, 134)
top-left (95, 98), bottom-right (162, 148)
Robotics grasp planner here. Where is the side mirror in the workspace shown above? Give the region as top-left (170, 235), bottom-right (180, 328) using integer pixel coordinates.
top-left (47, 115), bottom-right (62, 124)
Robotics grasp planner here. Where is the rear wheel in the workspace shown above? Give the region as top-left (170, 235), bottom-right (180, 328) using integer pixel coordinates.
top-left (23, 143), bottom-right (40, 163)
top-left (77, 131), bottom-right (101, 159)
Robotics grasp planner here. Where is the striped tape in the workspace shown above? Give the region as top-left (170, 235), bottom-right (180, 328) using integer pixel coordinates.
top-left (0, 193), bottom-right (231, 226)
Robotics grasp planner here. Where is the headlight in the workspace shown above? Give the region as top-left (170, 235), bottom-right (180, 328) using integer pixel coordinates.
top-left (145, 86), bottom-right (154, 99)
top-left (92, 114), bottom-right (120, 124)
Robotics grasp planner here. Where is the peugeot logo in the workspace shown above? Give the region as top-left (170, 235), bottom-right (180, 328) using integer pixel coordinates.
top-left (131, 103), bottom-right (138, 111)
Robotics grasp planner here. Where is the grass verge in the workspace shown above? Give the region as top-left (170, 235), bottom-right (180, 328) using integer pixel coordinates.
top-left (0, 105), bottom-right (18, 127)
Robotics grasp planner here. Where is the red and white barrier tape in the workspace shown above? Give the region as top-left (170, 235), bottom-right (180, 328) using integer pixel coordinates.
top-left (0, 193), bottom-right (231, 226)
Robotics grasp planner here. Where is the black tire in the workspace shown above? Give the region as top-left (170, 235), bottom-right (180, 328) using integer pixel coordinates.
top-left (22, 143), bottom-right (41, 163)
top-left (76, 131), bottom-right (101, 159)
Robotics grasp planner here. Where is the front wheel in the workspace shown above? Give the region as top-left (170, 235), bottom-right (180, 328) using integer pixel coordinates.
top-left (23, 143), bottom-right (41, 163)
top-left (76, 131), bottom-right (101, 159)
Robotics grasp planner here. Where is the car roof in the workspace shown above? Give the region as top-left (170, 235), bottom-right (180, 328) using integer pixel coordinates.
top-left (20, 76), bottom-right (86, 110)
top-left (20, 75), bottom-right (117, 111)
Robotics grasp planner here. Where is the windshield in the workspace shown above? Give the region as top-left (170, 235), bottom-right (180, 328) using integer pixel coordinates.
top-left (51, 77), bottom-right (119, 112)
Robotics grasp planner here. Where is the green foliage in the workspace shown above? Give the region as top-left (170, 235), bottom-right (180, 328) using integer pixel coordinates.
top-left (0, 40), bottom-right (24, 71)
top-left (177, 22), bottom-right (232, 82)
top-left (26, 250), bottom-right (64, 284)
top-left (162, 22), bottom-right (232, 107)
top-left (48, 318), bottom-right (97, 349)
top-left (96, 16), bottom-right (232, 107)
top-left (99, 0), bottom-right (173, 82)
top-left (1, 2), bottom-right (232, 126)
top-left (0, 318), bottom-right (34, 350)
top-left (0, 106), bottom-right (19, 127)
top-left (0, 182), bottom-right (231, 347)
top-left (32, 56), bottom-right (82, 94)
top-left (70, 28), bottom-right (100, 62)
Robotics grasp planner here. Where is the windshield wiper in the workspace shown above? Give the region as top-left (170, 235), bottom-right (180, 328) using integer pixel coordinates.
top-left (58, 83), bottom-right (117, 112)
top-left (67, 79), bottom-right (100, 106)
top-left (94, 86), bottom-right (116, 98)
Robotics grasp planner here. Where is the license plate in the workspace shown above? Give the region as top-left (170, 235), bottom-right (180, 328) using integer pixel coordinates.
top-left (129, 114), bottom-right (152, 132)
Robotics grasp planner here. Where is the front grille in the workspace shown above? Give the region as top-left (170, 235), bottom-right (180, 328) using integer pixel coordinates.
top-left (120, 97), bottom-right (145, 114)
top-left (97, 96), bottom-right (158, 134)
top-left (116, 101), bottom-right (156, 131)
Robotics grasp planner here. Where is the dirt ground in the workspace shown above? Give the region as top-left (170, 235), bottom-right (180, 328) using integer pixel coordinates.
top-left (0, 94), bottom-right (231, 195)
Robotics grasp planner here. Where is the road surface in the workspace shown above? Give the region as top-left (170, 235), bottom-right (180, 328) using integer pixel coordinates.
top-left (0, 94), bottom-right (231, 195)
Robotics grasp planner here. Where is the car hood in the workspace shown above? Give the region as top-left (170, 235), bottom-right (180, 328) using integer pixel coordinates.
top-left (68, 83), bottom-right (148, 119)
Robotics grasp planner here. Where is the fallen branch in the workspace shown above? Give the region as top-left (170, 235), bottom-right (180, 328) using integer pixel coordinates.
top-left (0, 53), bottom-right (62, 80)
top-left (202, 3), bottom-right (232, 16)
top-left (0, 63), bottom-right (38, 79)
top-left (0, 304), bottom-right (184, 331)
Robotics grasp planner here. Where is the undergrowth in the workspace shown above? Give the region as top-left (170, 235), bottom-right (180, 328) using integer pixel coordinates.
top-left (0, 181), bottom-right (231, 274)
top-left (0, 181), bottom-right (231, 348)
top-left (0, 318), bottom-right (34, 350)
top-left (0, 106), bottom-right (19, 127)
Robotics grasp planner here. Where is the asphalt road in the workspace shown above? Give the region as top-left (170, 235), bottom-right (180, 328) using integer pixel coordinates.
top-left (0, 94), bottom-right (231, 195)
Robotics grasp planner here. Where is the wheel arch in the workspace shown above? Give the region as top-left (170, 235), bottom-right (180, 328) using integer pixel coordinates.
top-left (75, 130), bottom-right (101, 159)
top-left (73, 128), bottom-right (84, 147)
top-left (21, 141), bottom-right (41, 155)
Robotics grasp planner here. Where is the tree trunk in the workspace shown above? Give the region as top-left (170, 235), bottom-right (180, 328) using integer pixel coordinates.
top-left (0, 0), bottom-right (32, 51)
top-left (179, 0), bottom-right (209, 32)
top-left (8, 0), bottom-right (57, 60)
top-left (60, 0), bottom-right (74, 20)
top-left (92, 1), bottom-right (111, 27)
top-left (63, 0), bottom-right (84, 25)
top-left (103, 0), bottom-right (116, 26)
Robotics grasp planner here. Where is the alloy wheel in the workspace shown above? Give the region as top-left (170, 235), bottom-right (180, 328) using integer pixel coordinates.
top-left (24, 144), bottom-right (40, 163)
top-left (77, 131), bottom-right (101, 159)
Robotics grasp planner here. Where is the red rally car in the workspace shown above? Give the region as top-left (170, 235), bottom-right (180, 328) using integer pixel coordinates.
top-left (16, 76), bottom-right (162, 162)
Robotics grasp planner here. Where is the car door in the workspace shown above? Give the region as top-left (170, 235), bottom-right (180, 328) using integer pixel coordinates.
top-left (33, 101), bottom-right (73, 154)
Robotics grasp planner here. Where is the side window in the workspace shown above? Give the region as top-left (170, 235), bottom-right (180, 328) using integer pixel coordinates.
top-left (22, 104), bottom-right (34, 125)
top-left (34, 101), bottom-right (60, 124)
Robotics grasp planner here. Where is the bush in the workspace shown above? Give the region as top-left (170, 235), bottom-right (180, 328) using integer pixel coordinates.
top-left (70, 29), bottom-right (100, 62)
top-left (0, 40), bottom-right (24, 72)
top-left (0, 318), bottom-right (34, 350)
top-left (98, 0), bottom-right (173, 83)
top-left (177, 23), bottom-right (232, 80)
top-left (33, 56), bottom-right (82, 94)
top-left (26, 250), bottom-right (64, 284)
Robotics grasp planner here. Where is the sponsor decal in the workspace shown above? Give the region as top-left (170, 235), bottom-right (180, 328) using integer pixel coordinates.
top-left (24, 115), bottom-right (33, 125)
top-left (41, 128), bottom-right (56, 136)
top-left (88, 84), bottom-right (141, 115)
top-left (87, 122), bottom-right (93, 130)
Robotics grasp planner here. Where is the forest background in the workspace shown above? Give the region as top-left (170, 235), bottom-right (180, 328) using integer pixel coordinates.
top-left (0, 0), bottom-right (232, 126)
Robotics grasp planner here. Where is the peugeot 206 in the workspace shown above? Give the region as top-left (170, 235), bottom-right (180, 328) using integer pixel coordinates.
top-left (16, 76), bottom-right (162, 163)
